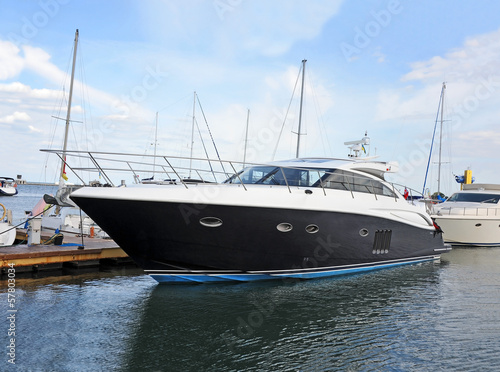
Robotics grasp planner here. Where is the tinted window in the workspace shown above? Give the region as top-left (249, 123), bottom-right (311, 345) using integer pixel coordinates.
top-left (447, 193), bottom-right (500, 203)
top-left (324, 169), bottom-right (395, 197)
top-left (225, 167), bottom-right (395, 197)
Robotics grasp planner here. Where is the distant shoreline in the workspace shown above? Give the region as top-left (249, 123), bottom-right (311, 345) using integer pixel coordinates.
top-left (22, 182), bottom-right (58, 186)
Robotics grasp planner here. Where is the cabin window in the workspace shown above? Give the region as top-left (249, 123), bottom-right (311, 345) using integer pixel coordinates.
top-left (225, 166), bottom-right (333, 187)
top-left (447, 193), bottom-right (500, 204)
top-left (224, 166), bottom-right (395, 197)
top-left (323, 170), bottom-right (395, 198)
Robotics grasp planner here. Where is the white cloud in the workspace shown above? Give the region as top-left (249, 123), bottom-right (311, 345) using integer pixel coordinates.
top-left (141, 0), bottom-right (344, 57)
top-left (402, 27), bottom-right (500, 83)
top-left (0, 82), bottom-right (61, 100)
top-left (0, 111), bottom-right (31, 123)
top-left (376, 28), bottom-right (500, 123)
top-left (0, 40), bottom-right (24, 79)
top-left (28, 125), bottom-right (43, 133)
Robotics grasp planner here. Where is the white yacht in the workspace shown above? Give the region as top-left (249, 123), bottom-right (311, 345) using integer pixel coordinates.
top-left (431, 184), bottom-right (500, 246)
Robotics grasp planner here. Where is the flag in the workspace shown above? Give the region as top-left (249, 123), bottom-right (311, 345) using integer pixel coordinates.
top-left (62, 157), bottom-right (68, 181)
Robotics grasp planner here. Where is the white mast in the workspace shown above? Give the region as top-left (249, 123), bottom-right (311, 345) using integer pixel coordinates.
top-left (153, 112), bottom-right (158, 179)
top-left (295, 59), bottom-right (306, 158)
top-left (189, 91), bottom-right (196, 178)
top-left (243, 108), bottom-right (250, 167)
top-left (59, 29), bottom-right (79, 187)
top-left (437, 82), bottom-right (446, 195)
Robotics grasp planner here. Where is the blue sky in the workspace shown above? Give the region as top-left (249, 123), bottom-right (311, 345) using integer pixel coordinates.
top-left (1, 0), bottom-right (500, 196)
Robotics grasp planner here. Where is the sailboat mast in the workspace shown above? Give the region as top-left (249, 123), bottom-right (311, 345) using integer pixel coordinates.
top-left (243, 108), bottom-right (250, 167)
top-left (295, 59), bottom-right (306, 158)
top-left (59, 29), bottom-right (79, 187)
top-left (437, 82), bottom-right (446, 195)
top-left (153, 112), bottom-right (158, 178)
top-left (189, 91), bottom-right (196, 178)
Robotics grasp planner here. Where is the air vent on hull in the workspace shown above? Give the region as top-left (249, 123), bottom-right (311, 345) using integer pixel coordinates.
top-left (372, 229), bottom-right (392, 254)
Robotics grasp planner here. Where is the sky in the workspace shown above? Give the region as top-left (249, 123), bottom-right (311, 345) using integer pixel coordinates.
top-left (1, 0), bottom-right (500, 196)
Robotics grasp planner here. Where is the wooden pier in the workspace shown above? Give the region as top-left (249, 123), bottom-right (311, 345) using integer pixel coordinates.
top-left (0, 232), bottom-right (130, 274)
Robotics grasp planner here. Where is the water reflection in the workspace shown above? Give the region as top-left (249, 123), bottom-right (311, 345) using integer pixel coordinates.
top-left (123, 262), bottom-right (444, 371)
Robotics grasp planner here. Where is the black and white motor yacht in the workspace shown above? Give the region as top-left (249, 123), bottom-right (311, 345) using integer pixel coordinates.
top-left (61, 145), bottom-right (450, 283)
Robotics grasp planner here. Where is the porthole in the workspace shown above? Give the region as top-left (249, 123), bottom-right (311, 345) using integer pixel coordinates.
top-left (475, 223), bottom-right (482, 227)
top-left (199, 217), bottom-right (223, 228)
top-left (277, 222), bottom-right (293, 232)
top-left (305, 224), bottom-right (319, 234)
top-left (359, 228), bottom-right (369, 237)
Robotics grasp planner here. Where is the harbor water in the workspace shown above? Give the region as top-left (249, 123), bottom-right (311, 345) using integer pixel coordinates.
top-left (2, 186), bottom-right (500, 371)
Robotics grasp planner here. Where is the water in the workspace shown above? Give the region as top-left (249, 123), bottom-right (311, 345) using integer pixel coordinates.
top-left (2, 188), bottom-right (500, 371)
top-left (0, 184), bottom-right (58, 225)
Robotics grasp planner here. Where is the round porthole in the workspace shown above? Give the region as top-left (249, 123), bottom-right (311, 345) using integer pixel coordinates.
top-left (359, 228), bottom-right (369, 237)
top-left (277, 222), bottom-right (293, 232)
top-left (305, 224), bottom-right (319, 234)
top-left (199, 217), bottom-right (223, 228)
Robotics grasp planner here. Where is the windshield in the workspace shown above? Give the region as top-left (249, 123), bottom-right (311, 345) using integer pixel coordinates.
top-left (224, 166), bottom-right (332, 187)
top-left (224, 166), bottom-right (396, 198)
top-left (446, 193), bottom-right (500, 204)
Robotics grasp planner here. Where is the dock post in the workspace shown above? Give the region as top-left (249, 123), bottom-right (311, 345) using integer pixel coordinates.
top-left (27, 217), bottom-right (42, 245)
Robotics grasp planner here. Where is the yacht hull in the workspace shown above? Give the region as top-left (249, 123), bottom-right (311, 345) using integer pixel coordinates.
top-left (71, 192), bottom-right (446, 283)
top-left (433, 215), bottom-right (500, 246)
top-left (0, 188), bottom-right (18, 196)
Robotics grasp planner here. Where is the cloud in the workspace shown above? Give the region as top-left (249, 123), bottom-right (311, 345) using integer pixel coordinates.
top-left (0, 82), bottom-right (61, 100)
top-left (28, 125), bottom-right (43, 133)
top-left (402, 27), bottom-right (500, 83)
top-left (0, 39), bottom-right (153, 127)
top-left (376, 28), bottom-right (500, 123)
top-left (0, 111), bottom-right (31, 123)
top-left (141, 0), bottom-right (344, 57)
top-left (0, 40), bottom-right (24, 79)
top-left (226, 0), bottom-right (344, 56)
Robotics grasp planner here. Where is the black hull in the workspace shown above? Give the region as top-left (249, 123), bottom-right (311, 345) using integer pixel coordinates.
top-left (71, 195), bottom-right (446, 282)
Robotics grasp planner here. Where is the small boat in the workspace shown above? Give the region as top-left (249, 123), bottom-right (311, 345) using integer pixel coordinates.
top-left (431, 184), bottom-right (500, 246)
top-left (0, 177), bottom-right (18, 196)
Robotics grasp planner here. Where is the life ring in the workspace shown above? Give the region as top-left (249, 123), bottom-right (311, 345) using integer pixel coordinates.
top-left (0, 203), bottom-right (6, 221)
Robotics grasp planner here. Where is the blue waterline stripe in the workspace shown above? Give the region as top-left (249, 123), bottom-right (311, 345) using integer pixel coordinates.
top-left (150, 256), bottom-right (439, 284)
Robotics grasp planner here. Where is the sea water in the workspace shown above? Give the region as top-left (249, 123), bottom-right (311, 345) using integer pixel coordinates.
top-left (0, 184), bottom-right (58, 225)
top-left (1, 187), bottom-right (500, 371)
